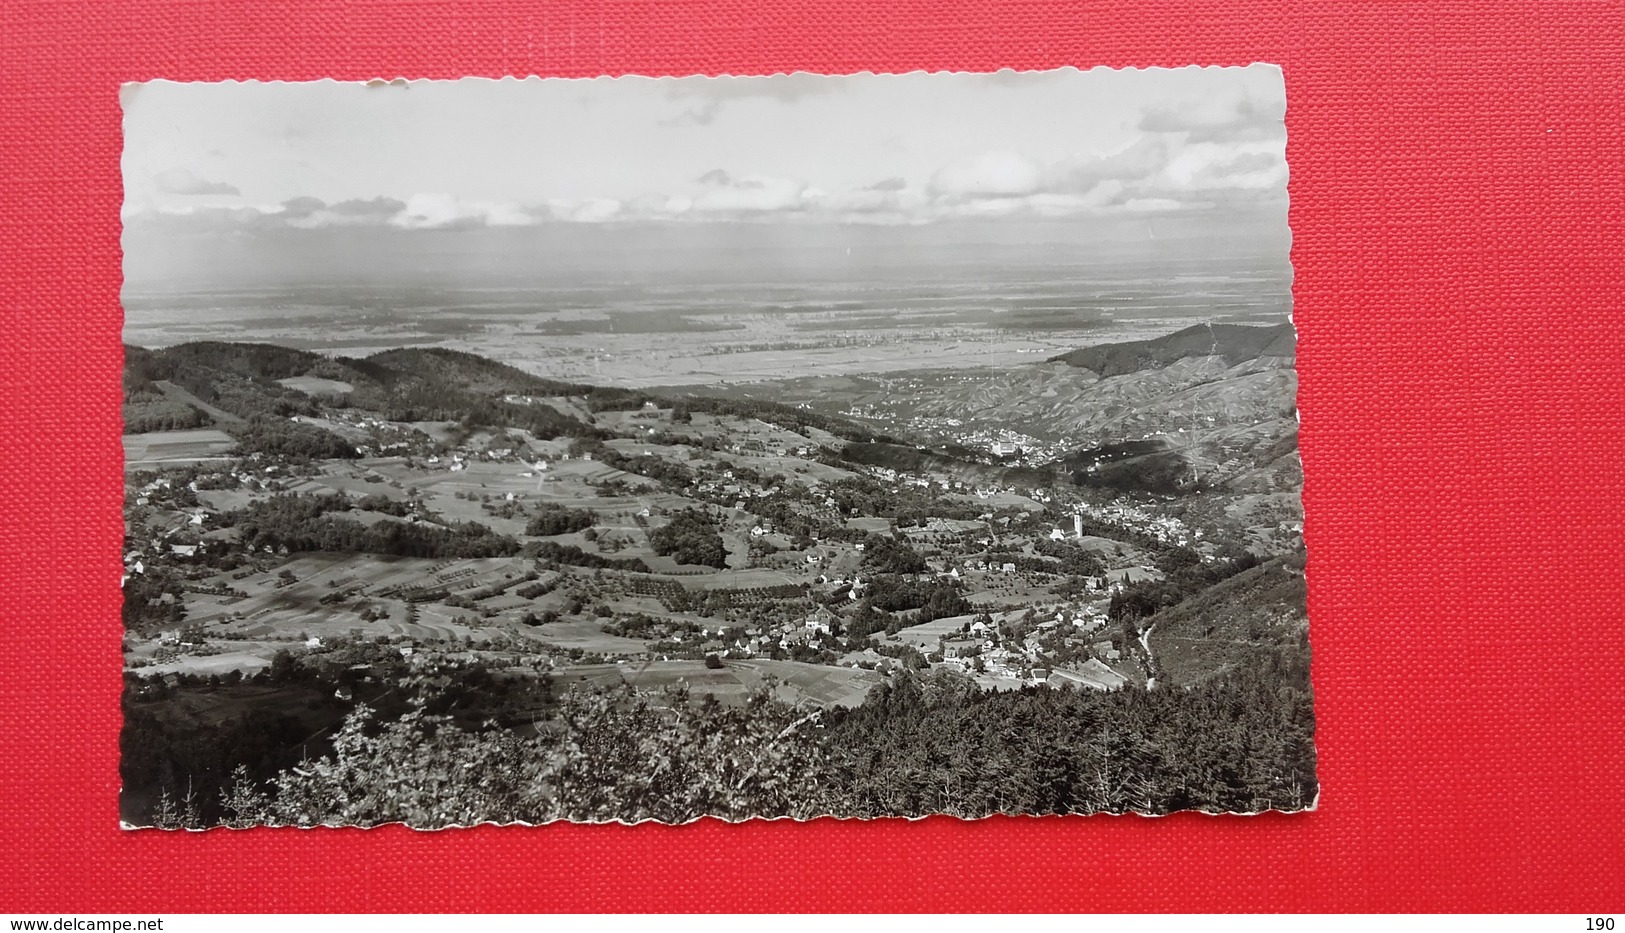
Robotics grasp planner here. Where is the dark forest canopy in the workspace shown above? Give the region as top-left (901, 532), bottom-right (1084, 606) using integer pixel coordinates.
top-left (647, 509), bottom-right (728, 569)
top-left (123, 341), bottom-right (889, 444)
top-left (525, 503), bottom-right (596, 537)
top-left (124, 658), bottom-right (1315, 827)
top-left (230, 492), bottom-right (519, 559)
top-left (228, 418), bottom-right (359, 462)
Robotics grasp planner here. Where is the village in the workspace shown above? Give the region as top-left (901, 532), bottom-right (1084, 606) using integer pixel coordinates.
top-left (121, 383), bottom-right (1292, 710)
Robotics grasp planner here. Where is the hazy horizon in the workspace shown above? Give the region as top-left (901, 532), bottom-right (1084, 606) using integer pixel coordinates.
top-left (123, 67), bottom-right (1288, 295)
top-left (121, 67), bottom-right (1290, 385)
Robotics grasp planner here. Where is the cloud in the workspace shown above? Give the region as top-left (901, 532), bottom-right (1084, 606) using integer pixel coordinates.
top-left (621, 193), bottom-right (692, 220)
top-left (929, 151), bottom-right (1043, 200)
top-left (1135, 141), bottom-right (1287, 206)
top-left (155, 167), bottom-right (240, 196)
top-left (913, 127), bottom-right (1283, 219)
top-left (822, 183), bottom-right (928, 223)
top-left (692, 172), bottom-right (818, 215)
top-left (556, 198), bottom-right (623, 223)
top-left (129, 107), bottom-right (1286, 235)
top-left (1208, 150), bottom-right (1282, 176)
top-left (391, 193), bottom-right (544, 230)
top-left (128, 193), bottom-right (552, 234)
top-left (1044, 137), bottom-right (1172, 194)
top-left (329, 196), bottom-right (408, 217)
top-left (661, 72), bottom-right (841, 126)
top-left (278, 196), bottom-right (326, 218)
top-left (126, 205), bottom-right (268, 234)
top-left (1138, 87), bottom-right (1286, 143)
top-left (663, 99), bottom-right (724, 127)
top-left (391, 193), bottom-right (472, 229)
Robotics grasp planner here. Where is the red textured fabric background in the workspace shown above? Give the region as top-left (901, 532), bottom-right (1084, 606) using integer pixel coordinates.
top-left (2, 0), bottom-right (1623, 913)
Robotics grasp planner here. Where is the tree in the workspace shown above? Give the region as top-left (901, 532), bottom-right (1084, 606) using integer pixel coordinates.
top-left (268, 648), bottom-right (300, 684)
top-left (219, 765), bottom-right (271, 828)
top-left (527, 504), bottom-right (596, 537)
top-left (648, 509), bottom-right (727, 569)
top-left (861, 537), bottom-right (927, 575)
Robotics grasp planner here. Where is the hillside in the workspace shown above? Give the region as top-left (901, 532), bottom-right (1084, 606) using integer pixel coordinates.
top-left (120, 329), bottom-right (1315, 826)
top-left (722, 322), bottom-right (1300, 494)
top-left (123, 341), bottom-right (888, 450)
top-left (1047, 322), bottom-right (1295, 377)
top-left (1144, 551), bottom-right (1309, 687)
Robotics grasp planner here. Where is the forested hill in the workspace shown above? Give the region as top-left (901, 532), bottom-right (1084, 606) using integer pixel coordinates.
top-left (126, 342), bottom-right (638, 411)
top-left (122, 341), bottom-right (888, 443)
top-left (1048, 322), bottom-right (1294, 377)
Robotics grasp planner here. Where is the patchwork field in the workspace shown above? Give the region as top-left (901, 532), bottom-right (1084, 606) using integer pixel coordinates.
top-left (124, 429), bottom-right (236, 469)
top-left (118, 318), bottom-right (1314, 826)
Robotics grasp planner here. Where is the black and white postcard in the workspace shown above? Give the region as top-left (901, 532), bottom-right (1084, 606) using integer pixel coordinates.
top-left (120, 66), bottom-right (1314, 827)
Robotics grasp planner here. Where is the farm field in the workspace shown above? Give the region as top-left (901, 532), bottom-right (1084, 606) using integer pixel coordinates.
top-left (120, 324), bottom-right (1310, 825)
top-left (115, 65), bottom-right (1320, 828)
top-left (277, 376), bottom-right (353, 395)
top-left (528, 620), bottom-right (651, 656)
top-left (124, 429), bottom-right (236, 469)
top-left (886, 614), bottom-right (978, 651)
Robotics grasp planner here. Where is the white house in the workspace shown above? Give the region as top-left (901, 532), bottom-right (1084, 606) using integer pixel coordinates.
top-left (804, 611), bottom-right (834, 636)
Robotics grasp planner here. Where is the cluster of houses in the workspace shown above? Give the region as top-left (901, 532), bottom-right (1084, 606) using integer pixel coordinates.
top-left (129, 475), bottom-right (174, 508)
top-left (307, 411), bottom-right (443, 460)
top-left (426, 445), bottom-right (526, 473)
top-left (959, 426), bottom-right (1061, 464)
top-left (124, 474), bottom-right (240, 584)
top-left (926, 601), bottom-right (1122, 686)
top-left (674, 605), bottom-right (849, 659)
top-left (859, 464), bottom-right (1059, 505)
top-left (836, 406), bottom-right (1068, 465)
top-left (1078, 500), bottom-right (1196, 547)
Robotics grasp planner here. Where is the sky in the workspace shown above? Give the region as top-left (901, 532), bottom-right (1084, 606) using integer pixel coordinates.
top-left (121, 66), bottom-right (1288, 288)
